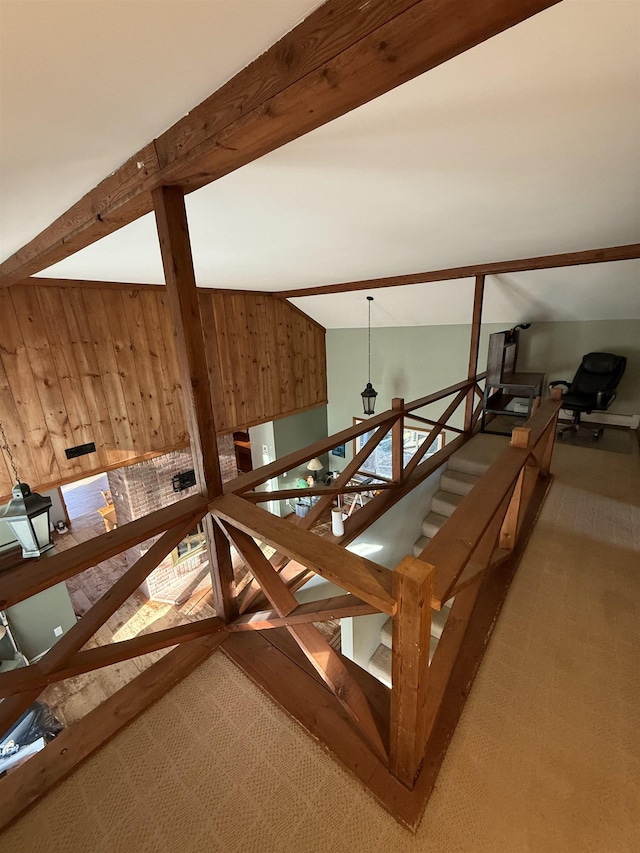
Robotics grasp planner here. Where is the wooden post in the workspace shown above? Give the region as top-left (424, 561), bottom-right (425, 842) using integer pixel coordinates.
top-left (536, 387), bottom-right (562, 476)
top-left (391, 397), bottom-right (405, 483)
top-left (153, 185), bottom-right (237, 622)
top-left (499, 427), bottom-right (538, 551)
top-left (464, 274), bottom-right (485, 433)
top-left (390, 556), bottom-right (435, 788)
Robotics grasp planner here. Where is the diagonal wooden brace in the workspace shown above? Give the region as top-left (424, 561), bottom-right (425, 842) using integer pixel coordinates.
top-left (217, 520), bottom-right (389, 762)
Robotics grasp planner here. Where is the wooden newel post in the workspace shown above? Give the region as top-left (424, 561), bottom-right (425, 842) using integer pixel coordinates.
top-left (538, 388), bottom-right (562, 476)
top-left (390, 556), bottom-right (435, 788)
top-left (500, 427), bottom-right (538, 551)
top-left (391, 398), bottom-right (405, 483)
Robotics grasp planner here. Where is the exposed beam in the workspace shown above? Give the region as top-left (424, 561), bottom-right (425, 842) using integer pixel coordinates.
top-left (153, 185), bottom-right (237, 622)
top-left (0, 0), bottom-right (560, 286)
top-left (278, 243), bottom-right (640, 298)
top-left (464, 274), bottom-right (485, 432)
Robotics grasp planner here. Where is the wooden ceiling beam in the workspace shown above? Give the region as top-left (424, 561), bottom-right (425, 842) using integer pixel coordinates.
top-left (0, 0), bottom-right (559, 287)
top-left (277, 242), bottom-right (640, 298)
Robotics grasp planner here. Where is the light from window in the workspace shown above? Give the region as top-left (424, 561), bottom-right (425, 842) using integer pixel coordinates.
top-left (172, 522), bottom-right (206, 564)
top-left (354, 421), bottom-right (444, 479)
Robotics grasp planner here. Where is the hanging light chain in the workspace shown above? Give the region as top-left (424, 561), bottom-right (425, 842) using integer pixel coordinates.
top-left (0, 419), bottom-right (20, 484)
top-left (367, 295), bottom-right (373, 383)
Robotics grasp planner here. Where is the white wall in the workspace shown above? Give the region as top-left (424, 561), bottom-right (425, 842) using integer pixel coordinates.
top-left (341, 466), bottom-right (444, 671)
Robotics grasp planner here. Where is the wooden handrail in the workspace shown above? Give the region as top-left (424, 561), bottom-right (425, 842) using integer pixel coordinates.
top-left (0, 494), bottom-right (207, 609)
top-left (210, 493), bottom-right (396, 615)
top-left (225, 411), bottom-right (399, 495)
top-left (402, 388), bottom-right (467, 480)
top-left (225, 376), bottom-right (482, 496)
top-left (422, 397), bottom-right (561, 607)
top-left (403, 375), bottom-right (485, 415)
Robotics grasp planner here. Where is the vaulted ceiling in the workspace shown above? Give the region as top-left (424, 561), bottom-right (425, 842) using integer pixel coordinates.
top-left (1, 1), bottom-right (638, 328)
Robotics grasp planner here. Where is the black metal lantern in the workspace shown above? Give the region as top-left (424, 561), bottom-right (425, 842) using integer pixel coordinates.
top-left (361, 382), bottom-right (378, 416)
top-left (360, 296), bottom-right (378, 415)
top-left (0, 419), bottom-right (54, 558)
top-left (2, 482), bottom-right (54, 558)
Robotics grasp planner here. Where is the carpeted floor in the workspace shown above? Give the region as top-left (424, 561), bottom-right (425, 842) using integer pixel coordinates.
top-left (555, 423), bottom-right (633, 454)
top-left (1, 441), bottom-right (639, 853)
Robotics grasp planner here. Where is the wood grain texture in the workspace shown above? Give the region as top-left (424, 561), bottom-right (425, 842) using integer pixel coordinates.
top-left (0, 616), bottom-right (226, 698)
top-left (278, 242), bottom-right (640, 298)
top-left (390, 557), bottom-right (435, 787)
top-left (0, 0), bottom-right (560, 285)
top-left (211, 493), bottom-right (396, 615)
top-left (0, 512), bottom-right (203, 740)
top-left (464, 275), bottom-right (485, 432)
top-left (219, 525), bottom-right (388, 760)
top-left (0, 281), bottom-right (326, 499)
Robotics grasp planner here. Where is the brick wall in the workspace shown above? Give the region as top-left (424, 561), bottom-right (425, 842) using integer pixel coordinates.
top-left (108, 437), bottom-right (237, 604)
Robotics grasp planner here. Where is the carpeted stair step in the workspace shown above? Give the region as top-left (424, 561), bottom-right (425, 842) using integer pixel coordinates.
top-left (413, 535), bottom-right (431, 558)
top-left (369, 636), bottom-right (439, 686)
top-left (380, 618), bottom-right (393, 649)
top-left (447, 433), bottom-right (507, 477)
top-left (380, 605), bottom-right (451, 648)
top-left (368, 643), bottom-right (393, 688)
top-left (431, 489), bottom-right (465, 517)
top-left (422, 511), bottom-right (449, 539)
top-left (440, 468), bottom-right (480, 496)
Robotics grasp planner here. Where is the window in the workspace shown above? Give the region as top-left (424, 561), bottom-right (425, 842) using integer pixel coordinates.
top-left (172, 521), bottom-right (206, 565)
top-left (353, 420), bottom-right (445, 479)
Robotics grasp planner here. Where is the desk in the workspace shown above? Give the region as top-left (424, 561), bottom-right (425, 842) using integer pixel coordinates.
top-left (481, 372), bottom-right (545, 435)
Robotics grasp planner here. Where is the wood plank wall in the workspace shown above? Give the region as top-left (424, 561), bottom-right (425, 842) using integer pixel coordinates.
top-left (0, 283), bottom-right (326, 501)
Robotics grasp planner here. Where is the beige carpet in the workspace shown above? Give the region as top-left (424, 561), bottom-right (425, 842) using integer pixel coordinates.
top-left (1, 441), bottom-right (639, 853)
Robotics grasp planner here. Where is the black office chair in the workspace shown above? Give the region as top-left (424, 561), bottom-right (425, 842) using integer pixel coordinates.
top-left (550, 352), bottom-right (627, 440)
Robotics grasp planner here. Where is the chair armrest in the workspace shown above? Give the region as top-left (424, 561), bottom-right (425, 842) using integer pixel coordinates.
top-left (549, 380), bottom-right (569, 391)
top-left (596, 390), bottom-right (615, 409)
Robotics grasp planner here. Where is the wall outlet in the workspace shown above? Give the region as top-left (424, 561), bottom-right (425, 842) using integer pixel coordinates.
top-left (53, 626), bottom-right (63, 637)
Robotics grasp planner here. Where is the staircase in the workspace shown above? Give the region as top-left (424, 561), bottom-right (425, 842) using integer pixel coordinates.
top-left (367, 434), bottom-right (507, 687)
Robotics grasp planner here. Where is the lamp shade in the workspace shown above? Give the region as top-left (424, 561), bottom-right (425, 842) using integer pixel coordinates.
top-left (361, 382), bottom-right (378, 415)
top-left (2, 482), bottom-right (54, 558)
top-left (306, 458), bottom-right (323, 472)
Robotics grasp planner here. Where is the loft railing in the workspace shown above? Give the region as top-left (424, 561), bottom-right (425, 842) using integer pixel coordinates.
top-left (0, 379), bottom-right (560, 830)
top-left (211, 388), bottom-right (562, 790)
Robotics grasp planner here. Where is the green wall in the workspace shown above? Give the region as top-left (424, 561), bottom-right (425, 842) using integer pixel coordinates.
top-left (6, 582), bottom-right (77, 662)
top-left (326, 319), bottom-right (640, 437)
top-left (249, 405), bottom-right (329, 516)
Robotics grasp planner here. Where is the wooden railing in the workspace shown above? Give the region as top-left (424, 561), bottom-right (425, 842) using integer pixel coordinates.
top-left (212, 389), bottom-right (562, 789)
top-left (0, 380), bottom-right (560, 831)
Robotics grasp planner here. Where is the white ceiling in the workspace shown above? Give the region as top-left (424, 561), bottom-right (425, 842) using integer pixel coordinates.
top-left (1, 0), bottom-right (639, 328)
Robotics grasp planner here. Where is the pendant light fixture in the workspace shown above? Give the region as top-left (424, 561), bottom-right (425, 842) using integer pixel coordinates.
top-left (0, 419), bottom-right (54, 558)
top-left (361, 295), bottom-right (378, 416)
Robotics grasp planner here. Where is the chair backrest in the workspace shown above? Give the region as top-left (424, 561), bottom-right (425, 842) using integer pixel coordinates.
top-left (569, 352), bottom-right (627, 397)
